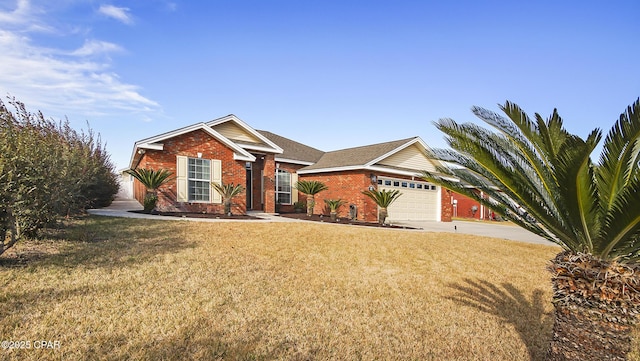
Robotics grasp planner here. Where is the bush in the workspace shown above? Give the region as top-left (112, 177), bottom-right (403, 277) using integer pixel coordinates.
top-left (0, 97), bottom-right (119, 255)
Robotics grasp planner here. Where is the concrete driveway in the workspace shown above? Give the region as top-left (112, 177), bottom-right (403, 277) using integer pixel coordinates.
top-left (89, 198), bottom-right (558, 246)
top-left (391, 219), bottom-right (557, 246)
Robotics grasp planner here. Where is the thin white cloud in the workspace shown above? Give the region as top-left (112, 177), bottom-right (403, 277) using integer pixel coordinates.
top-left (0, 0), bottom-right (53, 33)
top-left (71, 39), bottom-right (124, 57)
top-left (98, 4), bottom-right (133, 25)
top-left (0, 1), bottom-right (159, 120)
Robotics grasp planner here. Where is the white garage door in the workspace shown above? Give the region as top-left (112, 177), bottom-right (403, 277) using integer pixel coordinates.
top-left (378, 177), bottom-right (439, 221)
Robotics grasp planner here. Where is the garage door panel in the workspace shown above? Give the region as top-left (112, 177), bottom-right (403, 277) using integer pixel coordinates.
top-left (379, 178), bottom-right (438, 221)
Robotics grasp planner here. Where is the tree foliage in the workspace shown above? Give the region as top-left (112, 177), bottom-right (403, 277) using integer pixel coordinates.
top-left (212, 182), bottom-right (245, 215)
top-left (0, 97), bottom-right (119, 255)
top-left (294, 180), bottom-right (328, 216)
top-left (422, 100), bottom-right (640, 263)
top-left (362, 189), bottom-right (402, 224)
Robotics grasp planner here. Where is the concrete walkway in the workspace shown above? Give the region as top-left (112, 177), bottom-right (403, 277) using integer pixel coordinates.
top-left (87, 198), bottom-right (295, 223)
top-left (88, 198), bottom-right (557, 246)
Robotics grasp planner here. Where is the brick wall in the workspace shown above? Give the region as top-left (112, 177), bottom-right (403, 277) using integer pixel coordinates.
top-left (298, 171), bottom-right (379, 222)
top-left (441, 188), bottom-right (453, 222)
top-left (450, 190), bottom-right (490, 220)
top-left (133, 129), bottom-right (248, 214)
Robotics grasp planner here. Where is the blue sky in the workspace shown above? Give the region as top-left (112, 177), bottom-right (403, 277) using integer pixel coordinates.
top-left (1, 0), bottom-right (639, 170)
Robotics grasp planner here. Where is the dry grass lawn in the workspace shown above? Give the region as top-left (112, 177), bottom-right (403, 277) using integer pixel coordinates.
top-left (1, 217), bottom-right (639, 360)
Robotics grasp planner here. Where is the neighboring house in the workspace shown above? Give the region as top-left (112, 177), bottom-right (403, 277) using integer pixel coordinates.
top-left (129, 114), bottom-right (458, 222)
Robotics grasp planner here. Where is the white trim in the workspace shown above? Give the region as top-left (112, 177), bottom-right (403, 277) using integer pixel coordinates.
top-left (129, 122), bottom-right (256, 167)
top-left (365, 137), bottom-right (432, 167)
top-left (437, 186), bottom-right (442, 221)
top-left (235, 143), bottom-right (284, 154)
top-left (275, 157), bottom-right (315, 166)
top-left (138, 143), bottom-right (164, 150)
top-left (233, 153), bottom-right (256, 162)
top-left (206, 114), bottom-right (283, 154)
top-left (297, 164), bottom-right (424, 177)
top-left (297, 165), bottom-right (363, 175)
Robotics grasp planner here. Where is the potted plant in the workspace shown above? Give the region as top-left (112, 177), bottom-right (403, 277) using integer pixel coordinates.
top-left (324, 199), bottom-right (346, 221)
top-left (293, 201), bottom-right (305, 213)
top-left (125, 168), bottom-right (173, 213)
top-left (212, 182), bottom-right (245, 216)
top-left (361, 189), bottom-right (402, 224)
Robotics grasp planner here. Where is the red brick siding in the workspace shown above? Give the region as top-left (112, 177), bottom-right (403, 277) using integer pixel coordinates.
top-left (441, 188), bottom-right (453, 222)
top-left (298, 171), bottom-right (379, 222)
top-left (262, 154), bottom-right (276, 213)
top-left (133, 129), bottom-right (248, 214)
top-left (450, 190), bottom-right (490, 220)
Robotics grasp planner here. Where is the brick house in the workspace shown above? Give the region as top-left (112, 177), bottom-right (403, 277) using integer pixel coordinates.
top-left (129, 114), bottom-right (465, 222)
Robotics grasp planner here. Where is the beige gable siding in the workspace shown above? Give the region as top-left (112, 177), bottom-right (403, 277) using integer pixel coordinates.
top-left (213, 121), bottom-right (262, 143)
top-left (378, 144), bottom-right (437, 172)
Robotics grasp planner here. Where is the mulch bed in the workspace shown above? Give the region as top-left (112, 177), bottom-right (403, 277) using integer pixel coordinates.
top-left (128, 210), bottom-right (419, 229)
top-left (128, 210), bottom-right (262, 220)
top-left (278, 213), bottom-right (420, 229)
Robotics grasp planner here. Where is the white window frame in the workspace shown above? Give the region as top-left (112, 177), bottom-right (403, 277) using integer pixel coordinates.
top-left (275, 169), bottom-right (292, 205)
top-left (188, 158), bottom-right (211, 202)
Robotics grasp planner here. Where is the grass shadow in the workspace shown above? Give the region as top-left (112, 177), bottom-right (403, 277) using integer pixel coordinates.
top-left (2, 215), bottom-right (197, 270)
top-left (448, 278), bottom-right (553, 361)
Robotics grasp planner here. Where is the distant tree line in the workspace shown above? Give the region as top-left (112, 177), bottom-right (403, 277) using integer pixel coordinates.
top-left (0, 97), bottom-right (119, 256)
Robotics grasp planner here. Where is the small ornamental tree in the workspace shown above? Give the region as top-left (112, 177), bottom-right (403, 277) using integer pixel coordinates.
top-left (126, 168), bottom-right (173, 212)
top-left (212, 182), bottom-right (245, 215)
top-left (421, 100), bottom-right (640, 360)
top-left (294, 180), bottom-right (328, 216)
top-left (361, 189), bottom-right (402, 224)
top-left (324, 199), bottom-right (346, 221)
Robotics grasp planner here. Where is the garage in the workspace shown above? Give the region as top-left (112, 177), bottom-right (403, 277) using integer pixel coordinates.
top-left (377, 177), bottom-right (440, 221)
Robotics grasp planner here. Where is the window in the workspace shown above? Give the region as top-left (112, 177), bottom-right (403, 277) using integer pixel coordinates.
top-left (276, 169), bottom-right (291, 204)
top-left (188, 158), bottom-right (210, 202)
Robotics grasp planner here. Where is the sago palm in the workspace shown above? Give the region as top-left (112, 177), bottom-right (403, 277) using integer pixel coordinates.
top-left (421, 100), bottom-right (640, 361)
top-left (361, 189), bottom-right (402, 224)
top-left (294, 180), bottom-right (328, 216)
top-left (126, 168), bottom-right (173, 212)
top-left (212, 182), bottom-right (244, 215)
top-left (324, 198), bottom-right (346, 220)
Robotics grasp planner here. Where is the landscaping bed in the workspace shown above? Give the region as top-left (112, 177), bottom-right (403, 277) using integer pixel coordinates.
top-left (278, 212), bottom-right (420, 229)
top-left (128, 210), bottom-right (262, 220)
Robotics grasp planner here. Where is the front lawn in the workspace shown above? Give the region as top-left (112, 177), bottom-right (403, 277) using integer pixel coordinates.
top-left (1, 217), bottom-right (637, 360)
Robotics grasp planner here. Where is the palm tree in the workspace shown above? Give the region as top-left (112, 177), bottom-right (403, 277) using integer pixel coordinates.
top-left (212, 182), bottom-right (244, 216)
top-left (126, 168), bottom-right (173, 212)
top-left (421, 100), bottom-right (640, 361)
top-left (361, 189), bottom-right (402, 224)
top-left (294, 180), bottom-right (328, 216)
top-left (324, 198), bottom-right (346, 221)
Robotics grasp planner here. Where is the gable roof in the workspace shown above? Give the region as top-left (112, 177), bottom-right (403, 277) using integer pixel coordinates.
top-left (207, 115), bottom-right (283, 154)
top-left (297, 137), bottom-right (441, 176)
top-left (129, 114), bottom-right (282, 169)
top-left (257, 130), bottom-right (325, 165)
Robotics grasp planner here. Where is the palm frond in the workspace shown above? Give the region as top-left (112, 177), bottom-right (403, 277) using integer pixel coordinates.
top-left (212, 183), bottom-right (244, 199)
top-left (361, 189), bottom-right (402, 208)
top-left (294, 180), bottom-right (328, 195)
top-left (126, 168), bottom-right (173, 191)
top-left (596, 99), bottom-right (640, 212)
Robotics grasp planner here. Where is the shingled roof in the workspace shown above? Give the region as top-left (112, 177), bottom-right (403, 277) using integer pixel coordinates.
top-left (257, 130), bottom-right (325, 164)
top-left (299, 137), bottom-right (419, 172)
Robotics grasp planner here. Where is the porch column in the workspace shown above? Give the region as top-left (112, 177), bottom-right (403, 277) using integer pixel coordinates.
top-left (262, 153), bottom-right (276, 213)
